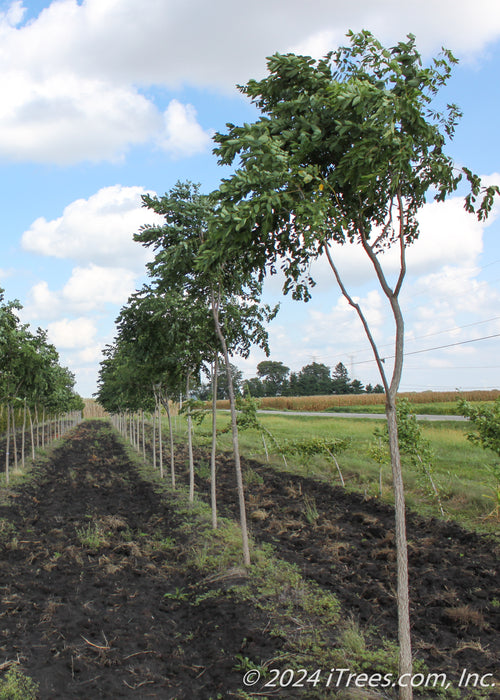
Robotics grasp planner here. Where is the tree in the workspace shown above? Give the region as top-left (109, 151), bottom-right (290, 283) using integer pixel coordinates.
top-left (331, 361), bottom-right (351, 394)
top-left (296, 362), bottom-right (332, 395)
top-left (458, 397), bottom-right (500, 518)
top-left (135, 180), bottom-right (277, 564)
top-left (458, 397), bottom-right (500, 458)
top-left (201, 31), bottom-right (499, 696)
top-left (256, 360), bottom-right (290, 396)
top-left (242, 376), bottom-right (266, 398)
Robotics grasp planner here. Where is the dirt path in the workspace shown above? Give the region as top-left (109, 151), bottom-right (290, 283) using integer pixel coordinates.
top-left (0, 421), bottom-right (285, 699)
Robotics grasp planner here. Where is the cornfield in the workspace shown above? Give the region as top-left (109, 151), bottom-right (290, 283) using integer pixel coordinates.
top-left (83, 399), bottom-right (108, 419)
top-left (216, 390), bottom-right (500, 412)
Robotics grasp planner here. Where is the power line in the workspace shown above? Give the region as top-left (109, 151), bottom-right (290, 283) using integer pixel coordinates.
top-left (353, 332), bottom-right (500, 366)
top-left (403, 365), bottom-right (500, 370)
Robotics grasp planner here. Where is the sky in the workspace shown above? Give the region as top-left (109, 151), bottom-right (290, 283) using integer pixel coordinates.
top-left (0, 0), bottom-right (499, 398)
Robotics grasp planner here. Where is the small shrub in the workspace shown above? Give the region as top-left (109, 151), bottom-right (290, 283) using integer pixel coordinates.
top-left (0, 667), bottom-right (39, 700)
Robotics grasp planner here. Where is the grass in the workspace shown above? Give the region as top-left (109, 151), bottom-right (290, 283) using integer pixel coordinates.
top-left (172, 411), bottom-right (499, 533)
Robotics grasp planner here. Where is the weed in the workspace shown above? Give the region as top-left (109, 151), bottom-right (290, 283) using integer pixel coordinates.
top-left (163, 587), bottom-right (189, 602)
top-left (303, 494), bottom-right (319, 524)
top-left (0, 519), bottom-right (16, 546)
top-left (196, 461), bottom-right (211, 481)
top-left (244, 468), bottom-right (264, 487)
top-left (76, 522), bottom-right (108, 551)
top-left (0, 667), bottom-right (39, 700)
top-left (233, 654), bottom-right (265, 674)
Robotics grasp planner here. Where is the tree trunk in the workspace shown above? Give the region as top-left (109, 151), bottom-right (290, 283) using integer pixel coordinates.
top-left (22, 399), bottom-right (27, 470)
top-left (5, 403), bottom-right (10, 485)
top-left (35, 405), bottom-right (39, 448)
top-left (159, 401), bottom-right (164, 481)
top-left (11, 406), bottom-right (18, 470)
top-left (186, 373), bottom-right (195, 502)
top-left (325, 237), bottom-right (412, 699)
top-left (211, 355), bottom-right (219, 529)
top-left (386, 399), bottom-right (412, 697)
top-left (28, 405), bottom-right (35, 460)
top-left (152, 402), bottom-right (157, 470)
top-left (141, 410), bottom-right (146, 460)
top-left (211, 289), bottom-right (251, 566)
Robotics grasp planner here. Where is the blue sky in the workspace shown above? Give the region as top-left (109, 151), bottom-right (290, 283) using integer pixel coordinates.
top-left (0, 0), bottom-right (499, 397)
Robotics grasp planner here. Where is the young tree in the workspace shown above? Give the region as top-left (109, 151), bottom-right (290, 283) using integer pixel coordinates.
top-left (135, 181), bottom-right (277, 564)
top-left (201, 31), bottom-right (499, 695)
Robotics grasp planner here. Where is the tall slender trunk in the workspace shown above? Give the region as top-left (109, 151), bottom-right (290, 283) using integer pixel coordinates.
top-left (211, 288), bottom-right (251, 566)
top-left (186, 373), bottom-right (194, 502)
top-left (28, 406), bottom-right (35, 459)
top-left (325, 226), bottom-right (412, 699)
top-left (158, 401), bottom-right (164, 481)
top-left (42, 408), bottom-right (45, 448)
top-left (386, 398), bottom-right (412, 693)
top-left (152, 402), bottom-right (157, 470)
top-left (164, 397), bottom-right (175, 487)
top-left (211, 355), bottom-right (219, 530)
top-left (11, 406), bottom-right (18, 470)
top-left (22, 399), bottom-right (27, 470)
top-left (5, 403), bottom-right (10, 485)
top-left (141, 410), bottom-right (146, 460)
top-left (35, 405), bottom-right (39, 448)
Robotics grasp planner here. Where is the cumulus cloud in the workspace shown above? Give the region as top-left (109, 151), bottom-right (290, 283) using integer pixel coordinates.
top-left (25, 264), bottom-right (137, 319)
top-left (0, 0), bottom-right (498, 163)
top-left (159, 100), bottom-right (213, 158)
top-left (0, 73), bottom-right (160, 164)
top-left (47, 317), bottom-right (97, 349)
top-left (22, 185), bottom-right (162, 270)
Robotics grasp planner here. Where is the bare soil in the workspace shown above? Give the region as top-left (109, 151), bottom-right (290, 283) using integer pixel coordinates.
top-left (0, 422), bottom-right (286, 698)
top-left (0, 421), bottom-right (498, 699)
top-left (175, 443), bottom-right (499, 696)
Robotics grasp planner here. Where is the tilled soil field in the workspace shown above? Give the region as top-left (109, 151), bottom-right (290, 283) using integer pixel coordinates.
top-left (173, 443), bottom-right (500, 697)
top-left (0, 421), bottom-right (498, 699)
top-left (0, 422), bottom-right (290, 699)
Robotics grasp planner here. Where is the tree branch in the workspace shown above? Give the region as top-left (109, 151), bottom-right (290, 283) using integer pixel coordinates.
top-left (323, 243), bottom-right (390, 396)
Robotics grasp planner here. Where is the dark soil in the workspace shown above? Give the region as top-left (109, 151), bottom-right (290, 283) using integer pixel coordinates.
top-left (175, 443), bottom-right (500, 696)
top-left (0, 421), bottom-right (498, 699)
top-left (0, 422), bottom-right (287, 699)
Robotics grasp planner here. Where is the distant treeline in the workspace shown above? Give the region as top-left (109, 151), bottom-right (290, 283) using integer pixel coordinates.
top-left (198, 360), bottom-right (384, 400)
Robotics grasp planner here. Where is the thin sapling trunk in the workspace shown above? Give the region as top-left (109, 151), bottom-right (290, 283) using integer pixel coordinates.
top-left (211, 288), bottom-right (251, 566)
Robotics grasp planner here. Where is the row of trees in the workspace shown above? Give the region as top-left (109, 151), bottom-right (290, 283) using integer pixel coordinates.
top-left (96, 181), bottom-right (277, 563)
top-left (205, 360), bottom-right (385, 399)
top-left (198, 360), bottom-right (384, 398)
top-left (0, 288), bottom-right (84, 482)
top-left (96, 31), bottom-right (498, 698)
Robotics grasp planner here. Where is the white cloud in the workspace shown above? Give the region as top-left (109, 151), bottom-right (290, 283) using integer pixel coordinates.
top-left (159, 99), bottom-right (212, 158)
top-left (0, 72), bottom-right (160, 164)
top-left (22, 185), bottom-right (161, 269)
top-left (47, 317), bottom-right (97, 349)
top-left (0, 0), bottom-right (498, 163)
top-left (62, 264), bottom-right (137, 311)
top-left (25, 264), bottom-right (137, 319)
top-left (0, 0), bottom-right (25, 27)
top-left (26, 280), bottom-right (61, 319)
